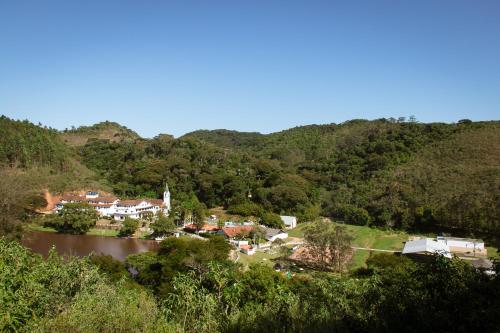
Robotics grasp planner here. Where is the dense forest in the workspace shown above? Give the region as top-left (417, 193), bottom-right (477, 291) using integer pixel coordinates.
top-left (1, 115), bottom-right (499, 332)
top-left (77, 118), bottom-right (499, 236)
top-left (0, 115), bottom-right (498, 236)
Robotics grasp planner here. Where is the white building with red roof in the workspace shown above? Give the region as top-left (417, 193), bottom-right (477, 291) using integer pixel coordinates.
top-left (55, 191), bottom-right (119, 217)
top-left (55, 183), bottom-right (172, 221)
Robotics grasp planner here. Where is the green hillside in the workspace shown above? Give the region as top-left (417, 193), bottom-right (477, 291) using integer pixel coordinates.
top-left (60, 121), bottom-right (141, 147)
top-left (0, 116), bottom-right (71, 170)
top-left (1, 115), bottom-right (498, 236)
top-left (0, 116), bottom-right (105, 193)
top-left (76, 118), bottom-right (500, 236)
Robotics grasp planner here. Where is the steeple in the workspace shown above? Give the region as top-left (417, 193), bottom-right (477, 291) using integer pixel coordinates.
top-left (163, 182), bottom-right (171, 213)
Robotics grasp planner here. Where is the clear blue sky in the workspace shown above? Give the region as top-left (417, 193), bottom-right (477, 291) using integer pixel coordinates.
top-left (0, 0), bottom-right (499, 137)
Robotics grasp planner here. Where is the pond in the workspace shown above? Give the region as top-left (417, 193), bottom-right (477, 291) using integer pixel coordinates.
top-left (22, 231), bottom-right (160, 261)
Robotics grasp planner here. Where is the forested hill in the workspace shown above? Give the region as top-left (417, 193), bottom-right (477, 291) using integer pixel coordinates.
top-left (59, 121), bottom-right (141, 147)
top-left (0, 116), bottom-right (103, 192)
top-left (0, 115), bottom-right (70, 169)
top-left (1, 115), bottom-right (499, 236)
top-left (182, 129), bottom-right (265, 149)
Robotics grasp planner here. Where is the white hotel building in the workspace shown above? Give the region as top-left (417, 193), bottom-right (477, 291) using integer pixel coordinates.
top-left (55, 184), bottom-right (171, 221)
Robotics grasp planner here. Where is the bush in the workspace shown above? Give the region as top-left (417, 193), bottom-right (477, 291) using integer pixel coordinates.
top-left (45, 202), bottom-right (98, 234)
top-left (260, 212), bottom-right (284, 228)
top-left (118, 217), bottom-right (139, 237)
top-left (335, 205), bottom-right (371, 226)
top-left (227, 202), bottom-right (263, 217)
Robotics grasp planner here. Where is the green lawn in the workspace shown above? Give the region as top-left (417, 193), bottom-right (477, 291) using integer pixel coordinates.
top-left (27, 223), bottom-right (120, 238)
top-left (237, 250), bottom-right (279, 268)
top-left (486, 246), bottom-right (499, 259)
top-left (288, 222), bottom-right (408, 251)
top-left (26, 223), bottom-right (57, 233)
top-left (87, 229), bottom-right (119, 237)
top-left (286, 223), bottom-right (310, 238)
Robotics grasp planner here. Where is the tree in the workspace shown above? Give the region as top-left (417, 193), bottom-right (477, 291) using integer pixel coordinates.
top-left (151, 213), bottom-right (176, 236)
top-left (303, 221), bottom-right (353, 272)
top-left (0, 169), bottom-right (32, 239)
top-left (250, 225), bottom-right (267, 245)
top-left (336, 205), bottom-right (371, 226)
top-left (118, 217), bottom-right (139, 237)
top-left (193, 205), bottom-right (206, 232)
top-left (46, 202), bottom-right (98, 234)
top-left (260, 212), bottom-right (284, 228)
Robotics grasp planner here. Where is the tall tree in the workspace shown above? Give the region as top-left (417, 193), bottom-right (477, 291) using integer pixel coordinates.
top-left (303, 221), bottom-right (353, 272)
top-left (46, 202), bottom-right (98, 234)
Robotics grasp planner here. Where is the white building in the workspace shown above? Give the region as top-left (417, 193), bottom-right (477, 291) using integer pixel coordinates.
top-left (55, 183), bottom-right (172, 221)
top-left (266, 228), bottom-right (289, 242)
top-left (402, 238), bottom-right (452, 259)
top-left (280, 216), bottom-right (297, 229)
top-left (436, 236), bottom-right (486, 256)
top-left (55, 192), bottom-right (119, 217)
top-left (113, 183), bottom-right (171, 221)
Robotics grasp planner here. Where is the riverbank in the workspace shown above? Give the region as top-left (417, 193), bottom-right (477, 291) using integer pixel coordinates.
top-left (27, 223), bottom-right (120, 237)
top-left (26, 223), bottom-right (153, 239)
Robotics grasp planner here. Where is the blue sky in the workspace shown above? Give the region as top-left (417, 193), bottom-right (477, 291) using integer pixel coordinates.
top-left (0, 0), bottom-right (499, 137)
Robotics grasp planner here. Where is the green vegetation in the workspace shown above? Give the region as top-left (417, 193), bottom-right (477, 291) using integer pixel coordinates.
top-left (2, 115), bottom-right (498, 237)
top-left (73, 118), bottom-right (499, 238)
top-left (237, 250), bottom-right (279, 268)
top-left (0, 116), bottom-right (70, 169)
top-left (303, 221), bottom-right (353, 271)
top-left (151, 213), bottom-right (176, 236)
top-left (59, 121), bottom-right (141, 147)
top-left (3, 237), bottom-right (499, 332)
top-left (44, 202), bottom-right (99, 234)
top-left (0, 239), bottom-right (172, 333)
top-left (86, 228), bottom-right (119, 237)
top-left (2, 115), bottom-right (499, 331)
top-left (118, 217), bottom-right (139, 237)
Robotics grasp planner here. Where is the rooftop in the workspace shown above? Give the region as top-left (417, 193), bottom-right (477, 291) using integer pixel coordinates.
top-left (402, 238), bottom-right (452, 258)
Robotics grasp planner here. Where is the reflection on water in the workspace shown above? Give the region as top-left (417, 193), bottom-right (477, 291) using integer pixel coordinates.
top-left (22, 231), bottom-right (160, 261)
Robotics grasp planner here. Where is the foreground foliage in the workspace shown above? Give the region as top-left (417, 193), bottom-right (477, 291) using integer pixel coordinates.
top-left (1, 237), bottom-right (499, 333)
top-left (0, 239), bottom-right (173, 333)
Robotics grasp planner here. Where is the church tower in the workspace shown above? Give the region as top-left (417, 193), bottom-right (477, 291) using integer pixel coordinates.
top-left (163, 182), bottom-right (171, 214)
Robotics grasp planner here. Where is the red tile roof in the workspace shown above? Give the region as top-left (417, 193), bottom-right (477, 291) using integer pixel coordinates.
top-left (184, 223), bottom-right (220, 231)
top-left (222, 226), bottom-right (253, 238)
top-left (60, 194), bottom-right (84, 202)
top-left (148, 199), bottom-right (164, 206)
top-left (117, 199), bottom-right (145, 206)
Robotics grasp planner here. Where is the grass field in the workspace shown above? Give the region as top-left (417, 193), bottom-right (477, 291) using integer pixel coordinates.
top-left (289, 222), bottom-right (408, 250)
top-left (237, 250), bottom-right (279, 268)
top-left (27, 223), bottom-right (120, 237)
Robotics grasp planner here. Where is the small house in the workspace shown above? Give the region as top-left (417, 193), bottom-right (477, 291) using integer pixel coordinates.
top-left (436, 236), bottom-right (487, 256)
top-left (265, 228), bottom-right (288, 242)
top-left (280, 216), bottom-right (297, 229)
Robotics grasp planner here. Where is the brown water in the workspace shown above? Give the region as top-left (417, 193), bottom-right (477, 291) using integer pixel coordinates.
top-left (22, 231), bottom-right (160, 261)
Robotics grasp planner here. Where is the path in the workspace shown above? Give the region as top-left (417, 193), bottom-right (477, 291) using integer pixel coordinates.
top-left (351, 246), bottom-right (398, 253)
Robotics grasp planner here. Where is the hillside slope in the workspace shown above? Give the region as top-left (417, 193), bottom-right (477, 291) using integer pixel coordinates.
top-left (60, 121), bottom-right (141, 147)
top-left (1, 115), bottom-right (498, 236)
top-left (76, 118), bottom-right (500, 236)
top-left (370, 122), bottom-right (500, 234)
top-left (0, 115), bottom-right (104, 192)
